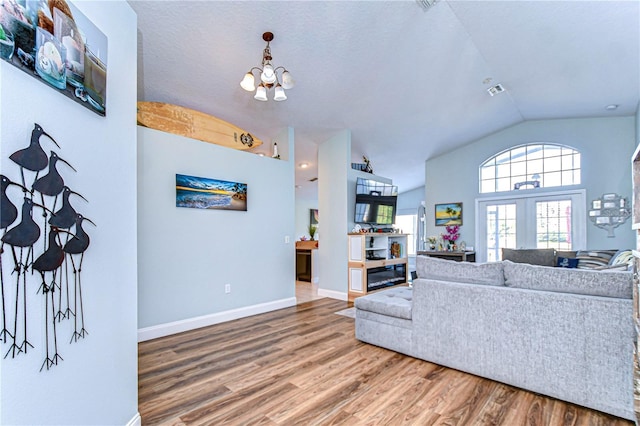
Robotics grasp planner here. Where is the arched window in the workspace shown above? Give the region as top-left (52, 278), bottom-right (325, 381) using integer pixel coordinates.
top-left (479, 143), bottom-right (581, 194)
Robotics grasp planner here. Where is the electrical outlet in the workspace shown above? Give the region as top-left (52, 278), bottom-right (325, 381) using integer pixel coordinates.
top-left (284, 235), bottom-right (290, 243)
top-left (225, 284), bottom-right (231, 294)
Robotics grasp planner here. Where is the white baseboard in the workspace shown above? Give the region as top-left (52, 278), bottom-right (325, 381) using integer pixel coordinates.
top-left (318, 288), bottom-right (348, 301)
top-left (138, 297), bottom-right (297, 342)
top-left (126, 412), bottom-right (141, 426)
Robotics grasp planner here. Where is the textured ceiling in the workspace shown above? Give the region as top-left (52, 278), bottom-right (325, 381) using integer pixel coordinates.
top-left (128, 0), bottom-right (640, 199)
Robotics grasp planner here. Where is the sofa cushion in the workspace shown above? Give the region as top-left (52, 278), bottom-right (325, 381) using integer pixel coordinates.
top-left (416, 255), bottom-right (504, 286)
top-left (354, 286), bottom-right (412, 320)
top-left (501, 248), bottom-right (556, 266)
top-left (503, 260), bottom-right (632, 299)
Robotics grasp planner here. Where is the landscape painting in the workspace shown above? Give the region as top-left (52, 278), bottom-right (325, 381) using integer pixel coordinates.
top-left (176, 174), bottom-right (247, 211)
top-left (435, 202), bottom-right (462, 226)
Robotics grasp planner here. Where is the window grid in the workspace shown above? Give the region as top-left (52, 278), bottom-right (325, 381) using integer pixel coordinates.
top-left (479, 144), bottom-right (581, 193)
top-left (536, 200), bottom-right (572, 250)
top-left (486, 204), bottom-right (516, 262)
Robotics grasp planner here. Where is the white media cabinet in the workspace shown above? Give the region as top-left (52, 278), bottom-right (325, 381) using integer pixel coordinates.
top-left (347, 233), bottom-right (409, 301)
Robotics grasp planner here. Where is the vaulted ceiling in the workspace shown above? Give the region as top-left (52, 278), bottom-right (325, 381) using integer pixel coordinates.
top-left (128, 0), bottom-right (640, 199)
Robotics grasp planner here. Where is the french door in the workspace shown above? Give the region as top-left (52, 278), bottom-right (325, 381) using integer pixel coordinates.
top-left (476, 190), bottom-right (586, 263)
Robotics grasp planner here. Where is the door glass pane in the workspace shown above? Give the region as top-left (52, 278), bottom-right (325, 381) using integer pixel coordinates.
top-left (486, 203), bottom-right (517, 262)
top-left (536, 200), bottom-right (572, 250)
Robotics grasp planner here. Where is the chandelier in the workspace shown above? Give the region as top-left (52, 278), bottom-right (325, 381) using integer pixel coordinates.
top-left (240, 32), bottom-right (294, 101)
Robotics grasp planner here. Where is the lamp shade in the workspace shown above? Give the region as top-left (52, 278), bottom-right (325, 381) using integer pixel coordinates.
top-left (261, 64), bottom-right (277, 84)
top-left (240, 72), bottom-right (256, 91)
top-left (273, 84), bottom-right (287, 101)
top-left (281, 70), bottom-right (294, 89)
top-left (254, 84), bottom-right (268, 101)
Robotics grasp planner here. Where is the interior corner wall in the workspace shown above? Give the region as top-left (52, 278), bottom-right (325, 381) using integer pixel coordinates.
top-left (137, 127), bottom-right (295, 332)
top-left (317, 131), bottom-right (350, 298)
top-left (424, 116), bottom-right (636, 251)
top-left (397, 186), bottom-right (426, 215)
top-left (0, 2), bottom-right (138, 425)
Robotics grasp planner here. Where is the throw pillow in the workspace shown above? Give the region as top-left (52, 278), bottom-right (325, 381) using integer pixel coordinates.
top-left (501, 248), bottom-right (556, 266)
top-left (503, 260), bottom-right (632, 299)
top-left (416, 255), bottom-right (504, 286)
top-left (556, 256), bottom-right (579, 268)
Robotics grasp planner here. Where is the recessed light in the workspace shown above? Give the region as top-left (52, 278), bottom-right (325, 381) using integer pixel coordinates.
top-left (605, 104), bottom-right (619, 111)
top-left (299, 162), bottom-right (309, 168)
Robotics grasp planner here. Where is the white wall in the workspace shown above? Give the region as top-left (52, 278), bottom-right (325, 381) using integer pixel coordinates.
top-left (425, 116), bottom-right (636, 251)
top-left (317, 131), bottom-right (350, 298)
top-left (137, 127), bottom-right (296, 335)
top-left (0, 1), bottom-right (139, 424)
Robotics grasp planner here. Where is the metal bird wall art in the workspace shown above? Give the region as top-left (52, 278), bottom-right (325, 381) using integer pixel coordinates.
top-left (1, 124), bottom-right (94, 370)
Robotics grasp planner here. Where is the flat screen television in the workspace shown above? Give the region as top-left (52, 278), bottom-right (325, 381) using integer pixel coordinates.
top-left (354, 178), bottom-right (398, 226)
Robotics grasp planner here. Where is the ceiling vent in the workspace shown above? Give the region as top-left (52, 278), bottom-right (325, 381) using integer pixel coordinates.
top-left (487, 84), bottom-right (505, 97)
top-left (309, 177), bottom-right (318, 182)
top-left (415, 0), bottom-right (437, 11)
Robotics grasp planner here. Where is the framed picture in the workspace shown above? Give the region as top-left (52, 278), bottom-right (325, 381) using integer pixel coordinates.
top-left (0, 0), bottom-right (108, 116)
top-left (435, 202), bottom-right (462, 226)
top-left (176, 174), bottom-right (247, 211)
top-left (310, 209), bottom-right (319, 226)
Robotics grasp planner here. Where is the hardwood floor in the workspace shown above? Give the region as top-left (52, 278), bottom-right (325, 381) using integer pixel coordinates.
top-left (296, 280), bottom-right (324, 304)
top-left (139, 298), bottom-right (632, 425)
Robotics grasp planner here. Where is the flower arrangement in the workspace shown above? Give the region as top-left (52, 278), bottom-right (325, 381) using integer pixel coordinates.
top-left (442, 225), bottom-right (460, 250)
top-left (427, 236), bottom-right (437, 250)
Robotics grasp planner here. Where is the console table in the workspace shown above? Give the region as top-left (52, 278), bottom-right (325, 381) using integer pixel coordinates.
top-left (417, 250), bottom-right (476, 262)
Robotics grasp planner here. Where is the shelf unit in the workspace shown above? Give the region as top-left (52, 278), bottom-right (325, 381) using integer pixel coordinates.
top-left (348, 233), bottom-right (408, 301)
top-left (632, 144), bottom-right (640, 423)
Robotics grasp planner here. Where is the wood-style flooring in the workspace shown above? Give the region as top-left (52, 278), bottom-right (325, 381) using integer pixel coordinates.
top-left (138, 298), bottom-right (632, 425)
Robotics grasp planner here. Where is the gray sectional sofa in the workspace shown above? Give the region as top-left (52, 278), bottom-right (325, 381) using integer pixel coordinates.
top-left (354, 255), bottom-right (634, 420)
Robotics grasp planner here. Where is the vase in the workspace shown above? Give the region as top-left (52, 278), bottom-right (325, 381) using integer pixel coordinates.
top-left (448, 242), bottom-right (455, 251)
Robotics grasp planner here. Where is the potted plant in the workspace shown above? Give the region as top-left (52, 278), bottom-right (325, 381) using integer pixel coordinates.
top-left (308, 225), bottom-right (317, 241)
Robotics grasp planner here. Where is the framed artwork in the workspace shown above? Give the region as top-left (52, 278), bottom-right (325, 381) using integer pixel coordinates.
top-left (176, 174), bottom-right (247, 211)
top-left (0, 1), bottom-right (108, 116)
top-left (310, 209), bottom-right (319, 226)
top-left (435, 202), bottom-right (462, 226)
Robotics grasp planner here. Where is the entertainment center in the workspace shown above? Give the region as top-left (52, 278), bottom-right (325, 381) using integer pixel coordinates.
top-left (347, 233), bottom-right (409, 301)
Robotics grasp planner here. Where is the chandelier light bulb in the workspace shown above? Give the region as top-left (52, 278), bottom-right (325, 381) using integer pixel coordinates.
top-left (240, 72), bottom-right (256, 91)
top-left (273, 84), bottom-right (287, 101)
top-left (254, 84), bottom-right (268, 101)
top-left (261, 64), bottom-right (276, 84)
top-left (281, 70), bottom-right (294, 89)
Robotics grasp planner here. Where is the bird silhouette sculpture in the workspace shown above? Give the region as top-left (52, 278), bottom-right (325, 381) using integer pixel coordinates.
top-left (9, 123), bottom-right (60, 189)
top-left (2, 123), bottom-right (93, 370)
top-left (64, 214), bottom-right (95, 342)
top-left (32, 151), bottom-right (77, 255)
top-left (48, 187), bottom-right (87, 322)
top-left (49, 187), bottom-right (87, 229)
top-left (2, 198), bottom-right (50, 358)
top-left (0, 176), bottom-right (29, 343)
top-left (33, 226), bottom-right (74, 370)
top-left (33, 151), bottom-right (76, 205)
